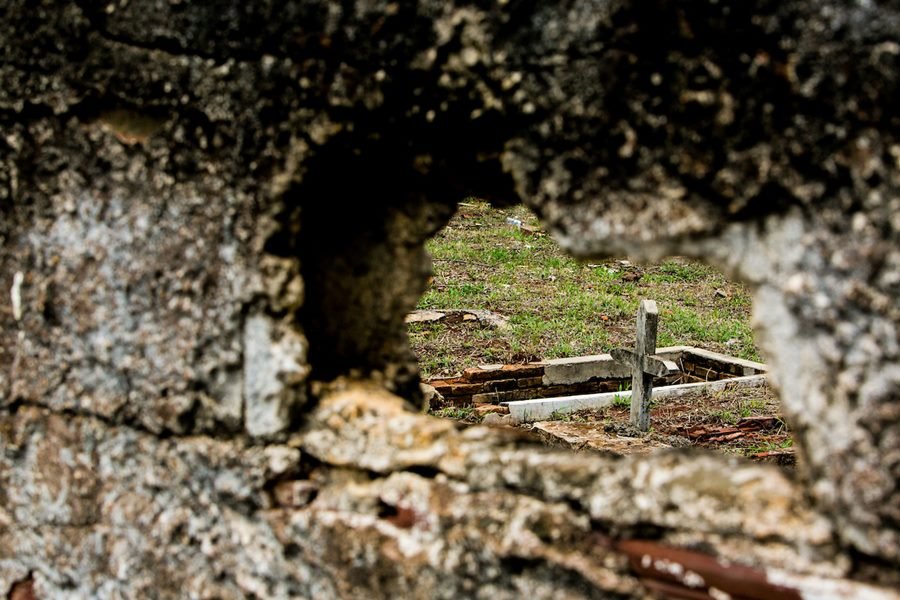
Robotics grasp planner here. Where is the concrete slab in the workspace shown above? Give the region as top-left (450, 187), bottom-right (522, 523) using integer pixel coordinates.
top-left (506, 374), bottom-right (768, 423)
top-left (682, 347), bottom-right (767, 376)
top-left (540, 346), bottom-right (687, 385)
top-left (530, 421), bottom-right (673, 455)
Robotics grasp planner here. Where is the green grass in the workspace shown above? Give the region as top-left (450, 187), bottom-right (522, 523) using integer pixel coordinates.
top-left (745, 437), bottom-right (793, 455)
top-left (410, 201), bottom-right (761, 379)
top-left (657, 307), bottom-right (756, 359)
top-left (711, 409), bottom-right (739, 425)
top-left (431, 407), bottom-right (477, 421)
top-left (613, 393), bottom-right (631, 408)
top-left (640, 260), bottom-right (717, 283)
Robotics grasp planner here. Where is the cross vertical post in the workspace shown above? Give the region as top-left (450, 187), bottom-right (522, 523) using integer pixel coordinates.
top-left (610, 299), bottom-right (678, 432)
top-left (630, 299), bottom-right (658, 431)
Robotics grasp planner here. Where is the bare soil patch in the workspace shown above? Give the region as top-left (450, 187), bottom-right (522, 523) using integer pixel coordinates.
top-left (530, 384), bottom-right (793, 465)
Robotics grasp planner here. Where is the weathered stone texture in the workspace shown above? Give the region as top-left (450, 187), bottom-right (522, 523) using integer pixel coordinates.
top-left (0, 393), bottom-right (849, 598)
top-left (1, 0), bottom-right (899, 597)
top-left (501, 0), bottom-right (900, 568)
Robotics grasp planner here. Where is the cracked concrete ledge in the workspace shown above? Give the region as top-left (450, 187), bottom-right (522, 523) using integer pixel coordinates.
top-left (2, 386), bottom-right (897, 598)
top-left (508, 374), bottom-right (769, 423)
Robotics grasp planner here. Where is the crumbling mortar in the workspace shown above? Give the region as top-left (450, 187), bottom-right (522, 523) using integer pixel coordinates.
top-left (0, 101), bottom-right (86, 126)
top-left (0, 400), bottom-right (253, 446)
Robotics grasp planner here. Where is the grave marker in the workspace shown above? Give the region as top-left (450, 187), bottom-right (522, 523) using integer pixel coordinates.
top-left (610, 299), bottom-right (679, 431)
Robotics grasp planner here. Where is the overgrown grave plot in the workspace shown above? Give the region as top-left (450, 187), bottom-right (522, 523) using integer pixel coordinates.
top-left (427, 345), bottom-right (792, 464)
top-left (426, 345), bottom-right (764, 408)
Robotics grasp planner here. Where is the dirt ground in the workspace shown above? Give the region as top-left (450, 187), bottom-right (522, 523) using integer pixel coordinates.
top-left (533, 384), bottom-right (793, 466)
top-left (441, 384), bottom-right (795, 466)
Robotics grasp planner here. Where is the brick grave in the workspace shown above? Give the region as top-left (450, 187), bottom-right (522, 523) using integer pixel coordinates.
top-left (427, 346), bottom-right (766, 409)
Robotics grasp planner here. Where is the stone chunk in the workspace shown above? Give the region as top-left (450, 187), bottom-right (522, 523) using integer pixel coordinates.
top-left (420, 383), bottom-right (445, 409)
top-left (474, 403), bottom-right (509, 416)
top-left (405, 309), bottom-right (510, 329)
top-left (531, 421), bottom-right (672, 456)
top-left (481, 413), bottom-right (516, 427)
top-left (541, 354), bottom-right (631, 385)
top-left (243, 315), bottom-right (309, 438)
top-left (405, 310), bottom-right (447, 323)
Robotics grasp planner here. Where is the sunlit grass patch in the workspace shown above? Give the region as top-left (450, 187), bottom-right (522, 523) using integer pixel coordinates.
top-left (411, 201), bottom-right (760, 378)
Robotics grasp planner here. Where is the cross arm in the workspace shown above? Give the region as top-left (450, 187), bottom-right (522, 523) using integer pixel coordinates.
top-left (610, 349), bottom-right (680, 378)
top-left (642, 355), bottom-right (680, 378)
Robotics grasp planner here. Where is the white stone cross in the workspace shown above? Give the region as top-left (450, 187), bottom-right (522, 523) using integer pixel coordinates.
top-left (610, 299), bottom-right (679, 431)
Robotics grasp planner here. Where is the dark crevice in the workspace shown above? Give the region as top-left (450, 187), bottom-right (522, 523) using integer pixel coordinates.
top-left (3, 397), bottom-right (26, 416)
top-left (292, 144), bottom-right (454, 402)
top-left (288, 112), bottom-right (519, 405)
top-left (0, 93), bottom-right (173, 140)
top-left (72, 0), bottom-right (385, 68)
top-left (848, 547), bottom-right (900, 587)
top-left (0, 398), bottom-right (250, 445)
top-left (594, 520), bottom-right (668, 542)
top-left (282, 543), bottom-right (302, 560)
top-left (376, 500), bottom-right (419, 529)
top-left (175, 397), bottom-right (203, 434)
top-left (262, 454), bottom-right (324, 508)
top-left (400, 464), bottom-right (443, 479)
top-left (73, 0), bottom-right (270, 64)
top-left (89, 27), bottom-right (235, 63)
top-left (0, 100), bottom-right (81, 125)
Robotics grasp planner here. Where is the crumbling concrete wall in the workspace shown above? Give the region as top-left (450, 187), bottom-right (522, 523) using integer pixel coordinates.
top-left (1, 1), bottom-right (897, 597)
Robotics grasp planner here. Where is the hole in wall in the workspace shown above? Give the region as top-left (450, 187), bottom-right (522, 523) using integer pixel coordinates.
top-left (279, 84), bottom-right (520, 404)
top-left (409, 201), bottom-right (789, 464)
top-left (289, 148), bottom-right (457, 402)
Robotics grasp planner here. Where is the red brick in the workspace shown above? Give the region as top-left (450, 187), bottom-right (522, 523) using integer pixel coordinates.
top-left (472, 391), bottom-right (509, 404)
top-left (463, 367), bottom-right (500, 382)
top-left (536, 382), bottom-right (603, 397)
top-left (429, 377), bottom-right (464, 391)
top-left (517, 376), bottom-right (545, 389)
top-left (430, 379), bottom-right (484, 397)
top-left (474, 388), bottom-right (543, 403)
top-left (444, 395), bottom-right (473, 407)
top-left (483, 378), bottom-right (518, 392)
top-left (447, 383), bottom-right (486, 396)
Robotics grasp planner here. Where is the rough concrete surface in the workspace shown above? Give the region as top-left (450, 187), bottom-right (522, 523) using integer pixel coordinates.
top-left (1, 1), bottom-right (898, 598)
